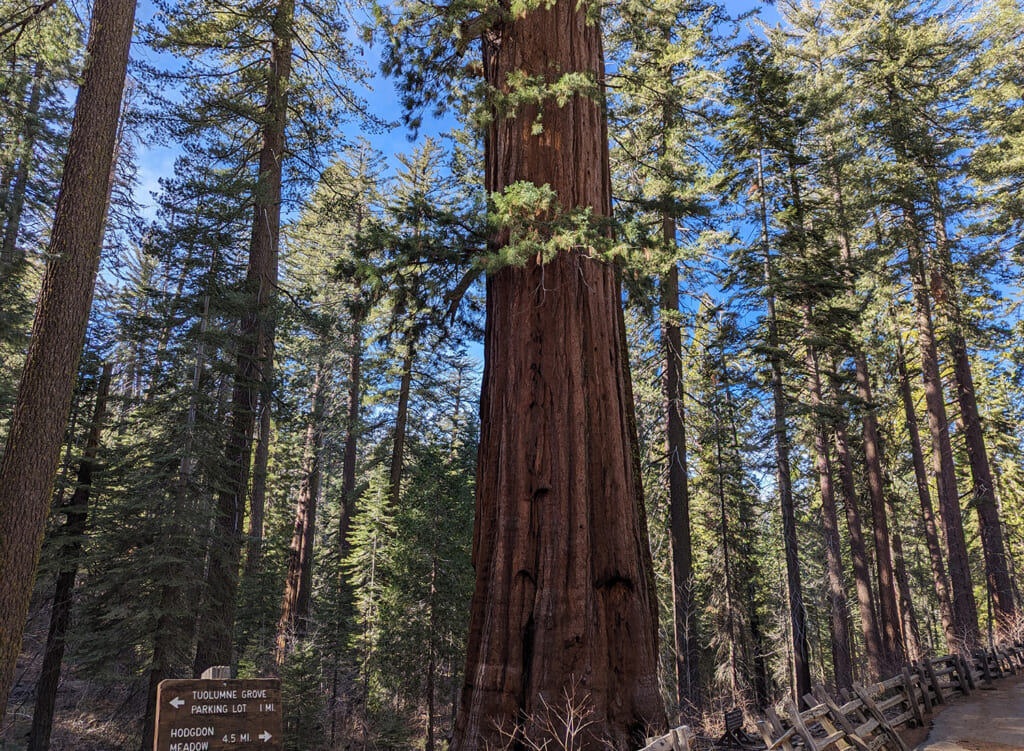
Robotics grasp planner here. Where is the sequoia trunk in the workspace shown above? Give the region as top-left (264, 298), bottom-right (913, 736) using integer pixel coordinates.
top-left (451, 10), bottom-right (664, 750)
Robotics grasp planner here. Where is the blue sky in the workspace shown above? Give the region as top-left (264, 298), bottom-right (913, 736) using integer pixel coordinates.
top-left (129, 0), bottom-right (777, 220)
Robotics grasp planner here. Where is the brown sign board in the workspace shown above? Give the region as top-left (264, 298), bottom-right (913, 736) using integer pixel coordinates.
top-left (154, 678), bottom-right (283, 751)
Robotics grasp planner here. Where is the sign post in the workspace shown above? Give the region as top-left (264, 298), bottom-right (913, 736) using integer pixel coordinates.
top-left (154, 678), bottom-right (283, 751)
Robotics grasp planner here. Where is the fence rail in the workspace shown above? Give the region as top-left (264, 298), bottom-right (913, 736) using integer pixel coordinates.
top-left (639, 642), bottom-right (1024, 751)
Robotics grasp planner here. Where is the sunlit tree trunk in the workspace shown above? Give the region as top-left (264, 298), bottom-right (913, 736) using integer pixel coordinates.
top-left (451, 8), bottom-right (665, 749)
top-left (662, 259), bottom-right (700, 719)
top-left (275, 369), bottom-right (324, 666)
top-left (804, 342), bottom-right (852, 690)
top-left (0, 0), bottom-right (136, 718)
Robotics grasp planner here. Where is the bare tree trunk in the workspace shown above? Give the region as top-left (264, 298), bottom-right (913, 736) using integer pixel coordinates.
top-left (805, 343), bottom-right (853, 691)
top-left (886, 491), bottom-right (922, 662)
top-left (755, 149), bottom-right (811, 704)
top-left (831, 410), bottom-right (884, 679)
top-left (662, 259), bottom-right (700, 719)
top-left (855, 356), bottom-right (904, 669)
top-left (930, 197), bottom-right (1016, 629)
top-left (0, 62), bottom-right (43, 273)
top-left (821, 121), bottom-right (905, 669)
top-left (193, 0), bottom-right (292, 672)
top-left (903, 211), bottom-right (980, 649)
top-left (275, 369), bottom-right (323, 666)
top-left (339, 315), bottom-right (363, 551)
top-left (0, 0), bottom-right (135, 719)
top-left (451, 8), bottom-right (665, 748)
top-left (28, 364), bottom-right (111, 751)
top-left (892, 293), bottom-right (958, 655)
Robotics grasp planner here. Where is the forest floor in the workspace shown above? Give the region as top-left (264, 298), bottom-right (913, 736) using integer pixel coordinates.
top-left (903, 672), bottom-right (1024, 751)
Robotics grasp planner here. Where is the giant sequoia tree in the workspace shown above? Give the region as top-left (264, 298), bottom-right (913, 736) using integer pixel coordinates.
top-left (457, 9), bottom-right (665, 749)
top-left (375, 4), bottom-right (665, 749)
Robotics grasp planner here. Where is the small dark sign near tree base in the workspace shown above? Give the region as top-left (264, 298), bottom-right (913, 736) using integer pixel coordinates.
top-left (154, 678), bottom-right (282, 751)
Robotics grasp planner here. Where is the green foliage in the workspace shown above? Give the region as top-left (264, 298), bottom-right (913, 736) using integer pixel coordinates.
top-left (281, 639), bottom-right (326, 751)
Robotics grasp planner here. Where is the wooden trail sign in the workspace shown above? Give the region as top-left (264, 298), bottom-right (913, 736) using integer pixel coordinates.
top-left (154, 678), bottom-right (282, 751)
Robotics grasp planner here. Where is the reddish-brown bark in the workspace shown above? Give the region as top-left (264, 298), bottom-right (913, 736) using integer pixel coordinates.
top-left (893, 321), bottom-right (957, 652)
top-left (275, 370), bottom-right (323, 666)
top-left (805, 344), bottom-right (852, 691)
top-left (855, 356), bottom-right (905, 669)
top-left (451, 8), bottom-right (664, 750)
top-left (904, 214), bottom-right (980, 649)
top-left (831, 412), bottom-right (884, 679)
top-left (930, 199), bottom-right (1016, 629)
top-left (0, 0), bottom-right (135, 719)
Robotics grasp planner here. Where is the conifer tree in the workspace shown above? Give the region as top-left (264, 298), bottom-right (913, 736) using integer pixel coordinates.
top-left (0, 0), bottom-right (135, 718)
top-left (606, 0), bottom-right (722, 717)
top-left (376, 3), bottom-right (666, 746)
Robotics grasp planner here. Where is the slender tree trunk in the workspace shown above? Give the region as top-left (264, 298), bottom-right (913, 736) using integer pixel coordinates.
top-left (855, 357), bottom-right (904, 669)
top-left (28, 364), bottom-right (111, 751)
top-left (822, 138), bottom-right (905, 669)
top-left (193, 0), bottom-right (292, 672)
top-left (903, 211), bottom-right (980, 649)
top-left (0, 0), bottom-right (136, 719)
top-left (755, 149), bottom-right (811, 704)
top-left (662, 260), bottom-right (700, 719)
top-left (886, 491), bottom-right (922, 662)
top-left (831, 410), bottom-right (884, 680)
top-left (929, 196), bottom-right (1016, 629)
top-left (805, 343), bottom-right (853, 690)
top-left (0, 63), bottom-right (43, 273)
top-left (426, 555), bottom-right (439, 751)
top-left (340, 316), bottom-right (363, 549)
top-left (389, 335), bottom-right (415, 508)
top-left (892, 288), bottom-right (958, 655)
top-left (451, 9), bottom-right (665, 749)
top-left (275, 369), bottom-right (323, 666)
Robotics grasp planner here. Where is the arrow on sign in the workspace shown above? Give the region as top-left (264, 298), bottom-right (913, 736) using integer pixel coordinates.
top-left (259, 731), bottom-right (272, 742)
top-left (170, 697), bottom-right (185, 709)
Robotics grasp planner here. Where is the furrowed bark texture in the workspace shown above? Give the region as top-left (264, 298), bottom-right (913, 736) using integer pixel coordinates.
top-left (452, 9), bottom-right (664, 750)
top-left (0, 0), bottom-right (135, 720)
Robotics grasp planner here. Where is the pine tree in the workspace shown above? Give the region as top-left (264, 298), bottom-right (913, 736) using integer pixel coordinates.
top-left (0, 0), bottom-right (136, 718)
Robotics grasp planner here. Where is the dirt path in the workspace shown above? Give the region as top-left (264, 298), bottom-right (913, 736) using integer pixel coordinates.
top-left (908, 673), bottom-right (1024, 751)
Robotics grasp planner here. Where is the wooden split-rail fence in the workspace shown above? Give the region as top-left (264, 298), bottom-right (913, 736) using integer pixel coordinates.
top-left (640, 642), bottom-right (1024, 751)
